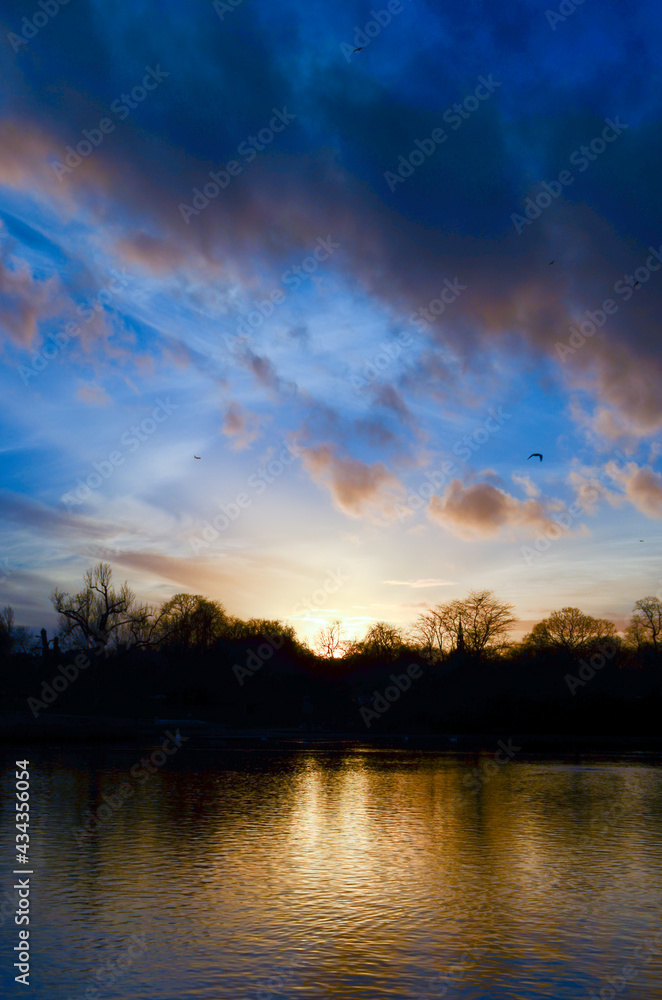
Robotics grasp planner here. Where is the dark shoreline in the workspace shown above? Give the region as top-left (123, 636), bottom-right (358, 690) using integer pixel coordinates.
top-left (2, 711), bottom-right (662, 754)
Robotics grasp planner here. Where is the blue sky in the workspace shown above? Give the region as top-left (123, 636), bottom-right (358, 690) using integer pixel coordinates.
top-left (1, 0), bottom-right (661, 641)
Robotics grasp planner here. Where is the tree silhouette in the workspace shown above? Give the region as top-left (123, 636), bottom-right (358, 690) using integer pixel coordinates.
top-left (414, 591), bottom-right (516, 658)
top-left (313, 619), bottom-right (345, 658)
top-left (410, 609), bottom-right (446, 659)
top-left (50, 562), bottom-right (157, 655)
top-left (626, 597), bottom-right (662, 653)
top-left (158, 593), bottom-right (229, 650)
top-left (524, 607), bottom-right (616, 657)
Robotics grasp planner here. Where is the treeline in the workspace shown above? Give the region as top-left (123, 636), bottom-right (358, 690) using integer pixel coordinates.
top-left (0, 564), bottom-right (661, 736)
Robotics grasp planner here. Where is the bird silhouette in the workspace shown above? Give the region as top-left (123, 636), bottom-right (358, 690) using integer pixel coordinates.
top-left (528, 453), bottom-right (543, 461)
top-left (194, 455), bottom-right (201, 460)
top-left (353, 46), bottom-right (364, 52)
top-left (640, 539), bottom-right (644, 542)
top-left (548, 260), bottom-right (555, 265)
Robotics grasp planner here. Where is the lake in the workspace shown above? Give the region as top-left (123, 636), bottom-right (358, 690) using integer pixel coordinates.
top-left (1, 742), bottom-right (662, 999)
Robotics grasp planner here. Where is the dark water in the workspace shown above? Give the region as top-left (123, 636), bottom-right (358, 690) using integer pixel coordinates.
top-left (1, 743), bottom-right (662, 999)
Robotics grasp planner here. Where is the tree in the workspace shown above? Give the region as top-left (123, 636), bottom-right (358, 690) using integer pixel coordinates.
top-left (313, 619), bottom-right (345, 659)
top-left (0, 607), bottom-right (38, 656)
top-left (627, 597), bottom-right (662, 653)
top-left (50, 562), bottom-right (157, 655)
top-left (410, 609), bottom-right (446, 659)
top-left (225, 617), bottom-right (296, 645)
top-left (416, 591), bottom-right (516, 659)
top-left (362, 621), bottom-right (405, 659)
top-left (524, 607), bottom-right (617, 657)
top-left (459, 590), bottom-right (517, 656)
top-left (0, 606), bottom-right (12, 657)
top-left (158, 593), bottom-right (229, 650)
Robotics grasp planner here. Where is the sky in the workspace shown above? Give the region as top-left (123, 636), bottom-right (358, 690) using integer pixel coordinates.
top-left (1, 0), bottom-right (662, 643)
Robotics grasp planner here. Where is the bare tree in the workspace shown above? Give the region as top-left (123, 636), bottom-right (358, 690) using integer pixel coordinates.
top-left (460, 590), bottom-right (517, 656)
top-left (415, 591), bottom-right (516, 659)
top-left (313, 619), bottom-right (345, 658)
top-left (1, 606), bottom-right (14, 634)
top-left (410, 609), bottom-right (446, 659)
top-left (524, 607), bottom-right (616, 656)
top-left (50, 562), bottom-right (155, 655)
top-left (627, 597), bottom-right (662, 653)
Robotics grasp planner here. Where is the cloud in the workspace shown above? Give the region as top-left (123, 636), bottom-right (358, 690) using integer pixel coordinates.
top-left (0, 238), bottom-right (64, 348)
top-left (567, 466), bottom-right (622, 514)
top-left (605, 460), bottom-right (662, 518)
top-left (113, 232), bottom-right (192, 274)
top-left (383, 578), bottom-right (456, 587)
top-left (221, 401), bottom-right (261, 449)
top-left (511, 473), bottom-right (540, 498)
top-left (76, 383), bottom-right (112, 406)
top-left (0, 490), bottom-right (116, 540)
top-left (428, 478), bottom-right (564, 540)
top-left (301, 443), bottom-right (403, 518)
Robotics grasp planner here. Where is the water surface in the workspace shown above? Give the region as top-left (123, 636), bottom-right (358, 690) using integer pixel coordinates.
top-left (1, 744), bottom-right (661, 999)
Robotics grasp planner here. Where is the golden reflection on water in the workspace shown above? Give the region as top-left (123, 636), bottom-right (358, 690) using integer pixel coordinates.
top-left (4, 747), bottom-right (662, 999)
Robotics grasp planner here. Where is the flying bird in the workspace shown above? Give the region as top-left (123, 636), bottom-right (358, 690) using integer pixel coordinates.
top-left (528, 453), bottom-right (543, 461)
top-left (194, 455), bottom-right (201, 460)
top-left (640, 539), bottom-right (644, 542)
top-left (548, 260), bottom-right (555, 265)
top-left (353, 46), bottom-right (364, 52)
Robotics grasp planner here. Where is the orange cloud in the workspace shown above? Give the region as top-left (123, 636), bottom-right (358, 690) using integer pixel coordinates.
top-left (0, 245), bottom-right (64, 348)
top-left (605, 460), bottom-right (662, 518)
top-left (301, 444), bottom-right (403, 518)
top-left (114, 231), bottom-right (191, 274)
top-left (221, 401), bottom-right (261, 449)
top-left (428, 478), bottom-right (564, 539)
top-left (76, 383), bottom-right (112, 407)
